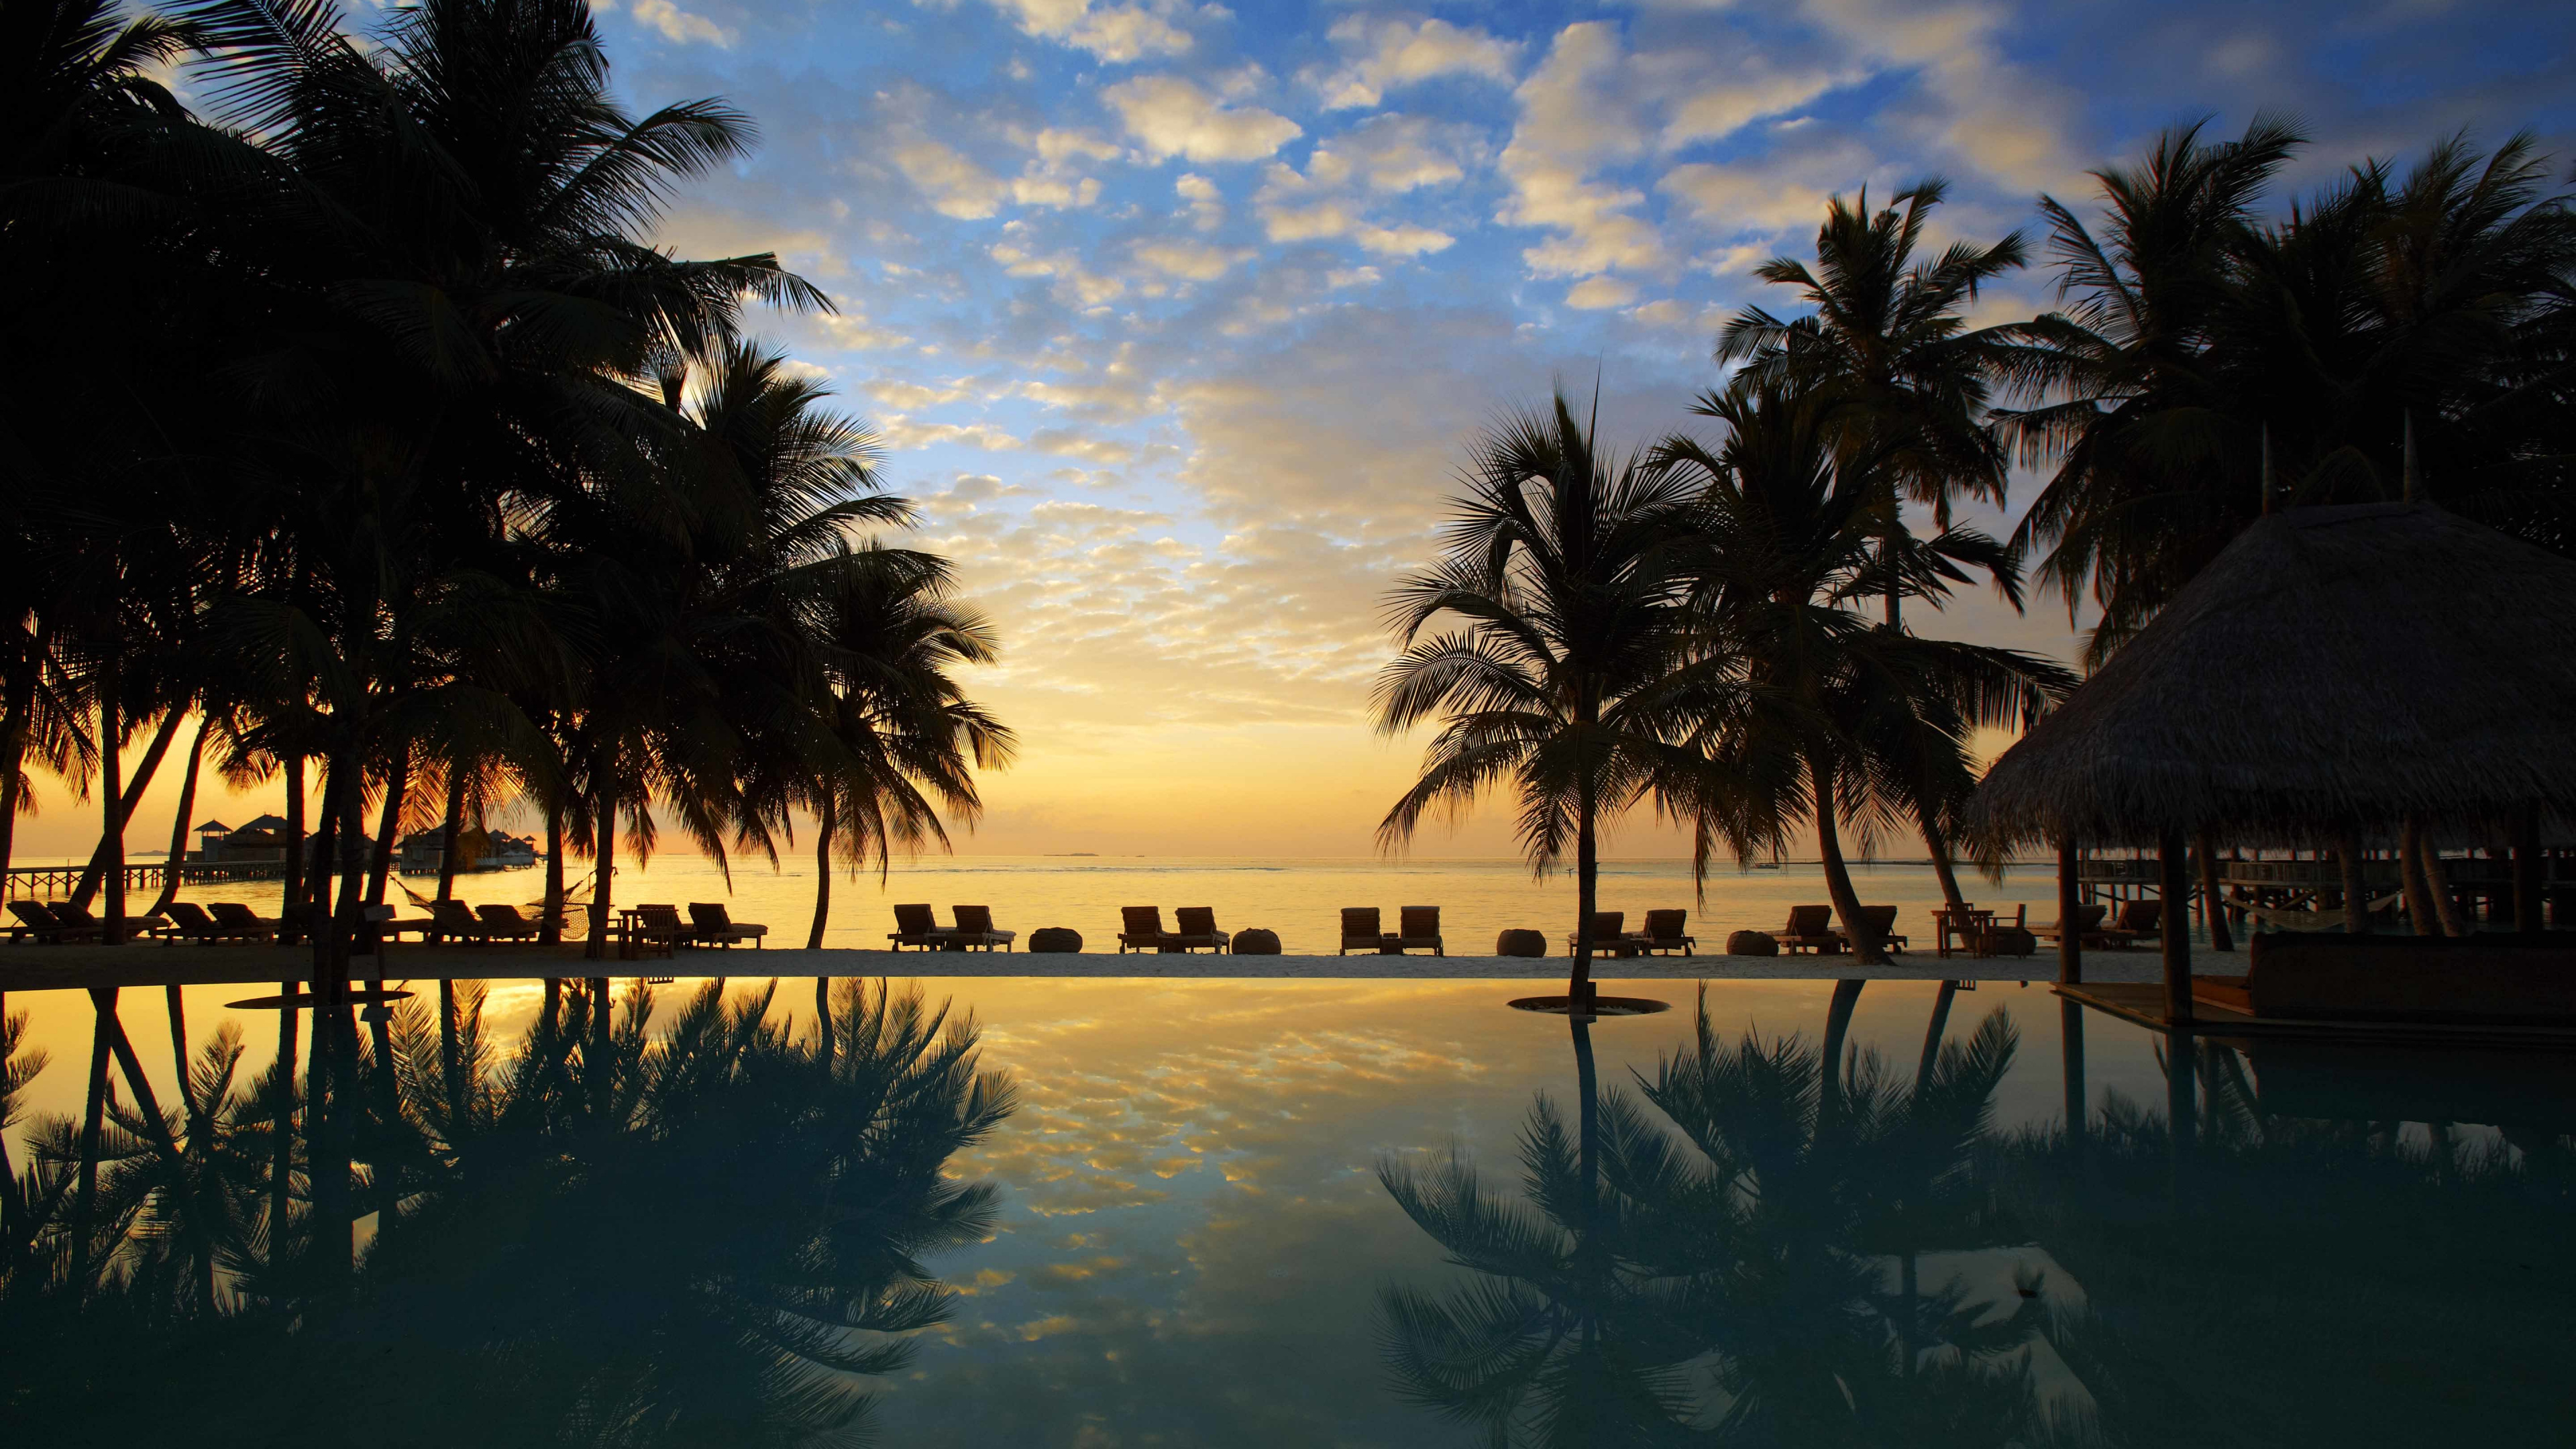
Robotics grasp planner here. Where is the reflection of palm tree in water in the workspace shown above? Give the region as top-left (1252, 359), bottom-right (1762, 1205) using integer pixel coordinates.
top-left (1376, 984), bottom-right (2046, 1443)
top-left (1, 977), bottom-right (1016, 1442)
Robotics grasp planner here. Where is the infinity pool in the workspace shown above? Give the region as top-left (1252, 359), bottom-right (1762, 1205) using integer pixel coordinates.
top-left (5, 975), bottom-right (2570, 1445)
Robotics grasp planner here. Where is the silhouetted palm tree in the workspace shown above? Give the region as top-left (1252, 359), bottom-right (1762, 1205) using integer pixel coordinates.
top-left (1377, 392), bottom-right (1741, 1010)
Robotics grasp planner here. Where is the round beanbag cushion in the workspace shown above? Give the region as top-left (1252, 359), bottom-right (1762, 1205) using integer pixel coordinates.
top-left (1232, 928), bottom-right (1281, 955)
top-left (1988, 926), bottom-right (2038, 957)
top-left (1725, 930), bottom-right (1779, 957)
top-left (1495, 928), bottom-right (1548, 958)
top-left (1028, 927), bottom-right (1083, 953)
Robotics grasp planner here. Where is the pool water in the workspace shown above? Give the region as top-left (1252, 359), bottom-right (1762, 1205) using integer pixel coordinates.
top-left (4, 975), bottom-right (2571, 1445)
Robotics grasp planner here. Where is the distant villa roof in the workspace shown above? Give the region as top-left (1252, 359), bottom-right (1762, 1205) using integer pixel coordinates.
top-left (197, 819), bottom-right (232, 834)
top-left (1968, 502), bottom-right (2576, 847)
top-left (233, 814), bottom-right (291, 833)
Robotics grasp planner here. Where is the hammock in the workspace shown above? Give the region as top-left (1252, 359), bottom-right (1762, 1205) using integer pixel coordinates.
top-left (2241, 891), bottom-right (2408, 931)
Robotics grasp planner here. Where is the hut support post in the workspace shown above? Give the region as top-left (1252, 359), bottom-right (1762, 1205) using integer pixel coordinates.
top-left (2159, 832), bottom-right (2193, 1026)
top-left (2514, 808), bottom-right (2543, 934)
top-left (2195, 830), bottom-right (2232, 952)
top-left (2400, 816), bottom-right (2438, 936)
top-left (2055, 839), bottom-right (2082, 985)
top-left (2339, 832), bottom-right (2371, 934)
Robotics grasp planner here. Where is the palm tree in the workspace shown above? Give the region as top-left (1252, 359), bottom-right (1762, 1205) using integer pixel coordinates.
top-left (1994, 115), bottom-right (2308, 661)
top-left (1375, 392), bottom-right (1735, 1012)
top-left (1655, 385), bottom-right (2070, 963)
top-left (1717, 180), bottom-right (2031, 907)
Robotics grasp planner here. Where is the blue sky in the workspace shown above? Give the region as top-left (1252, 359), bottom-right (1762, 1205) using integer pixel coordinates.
top-left (72, 0), bottom-right (2553, 862)
top-left (567, 0), bottom-right (2575, 854)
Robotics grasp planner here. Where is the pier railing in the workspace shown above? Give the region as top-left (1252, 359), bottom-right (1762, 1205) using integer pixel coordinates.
top-left (4, 861), bottom-right (286, 900)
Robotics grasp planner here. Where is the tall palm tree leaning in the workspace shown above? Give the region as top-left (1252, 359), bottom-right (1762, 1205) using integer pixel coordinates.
top-left (1716, 178), bottom-right (2031, 911)
top-left (1375, 392), bottom-right (1738, 1014)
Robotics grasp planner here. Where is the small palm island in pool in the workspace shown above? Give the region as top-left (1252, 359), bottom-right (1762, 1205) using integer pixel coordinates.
top-left (7, 1), bottom-right (2576, 1443)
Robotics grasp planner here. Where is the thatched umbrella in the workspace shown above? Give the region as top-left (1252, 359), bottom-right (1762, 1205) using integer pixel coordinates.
top-left (1968, 501), bottom-right (2576, 1020)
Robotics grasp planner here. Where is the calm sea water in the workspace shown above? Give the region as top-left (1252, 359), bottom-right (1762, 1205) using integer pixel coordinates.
top-left (64, 851), bottom-right (2080, 955)
top-left (5, 975), bottom-right (2569, 1444)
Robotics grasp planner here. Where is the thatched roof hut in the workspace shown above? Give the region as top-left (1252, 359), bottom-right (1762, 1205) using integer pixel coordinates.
top-left (1970, 502), bottom-right (2576, 847)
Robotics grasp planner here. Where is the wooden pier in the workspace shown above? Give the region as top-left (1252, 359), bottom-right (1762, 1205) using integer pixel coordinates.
top-left (3, 860), bottom-right (286, 900)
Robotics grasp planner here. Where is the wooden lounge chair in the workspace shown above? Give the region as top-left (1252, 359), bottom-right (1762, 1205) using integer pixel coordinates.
top-left (1339, 907), bottom-right (1385, 955)
top-left (427, 898), bottom-right (493, 943)
top-left (162, 900), bottom-right (271, 944)
top-left (1832, 906), bottom-right (1909, 954)
top-left (2030, 902), bottom-right (2108, 949)
top-left (1629, 909), bottom-right (1694, 957)
top-left (2098, 898), bottom-right (2164, 950)
top-left (1119, 906), bottom-right (1177, 953)
top-left (627, 904), bottom-right (685, 959)
top-left (1566, 911), bottom-right (1629, 957)
top-left (48, 901), bottom-right (164, 941)
top-left (7, 900), bottom-right (99, 944)
top-left (1167, 907), bottom-right (1229, 953)
top-left (888, 903), bottom-right (955, 951)
top-left (1779, 905), bottom-right (1841, 955)
top-left (1391, 906), bottom-right (1444, 957)
top-left (207, 900), bottom-right (286, 939)
top-left (949, 905), bottom-right (1016, 952)
top-left (688, 902), bottom-right (769, 949)
top-left (474, 904), bottom-right (543, 942)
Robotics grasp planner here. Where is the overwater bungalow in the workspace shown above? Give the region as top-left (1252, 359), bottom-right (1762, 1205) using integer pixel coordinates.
top-left (1968, 500), bottom-right (2576, 1041)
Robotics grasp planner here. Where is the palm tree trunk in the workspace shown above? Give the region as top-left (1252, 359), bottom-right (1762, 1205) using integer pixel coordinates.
top-left (1812, 757), bottom-right (1885, 965)
top-left (2195, 830), bottom-right (2233, 952)
top-left (2400, 816), bottom-right (2438, 936)
top-left (70, 701), bottom-right (182, 912)
top-left (99, 657), bottom-right (124, 943)
top-left (2413, 824), bottom-right (2469, 936)
top-left (95, 991), bottom-right (209, 1309)
top-left (808, 795), bottom-right (835, 950)
top-left (585, 772), bottom-right (614, 961)
top-left (268, 983), bottom-right (299, 1262)
top-left (2512, 807), bottom-right (2544, 934)
top-left (148, 716), bottom-right (211, 916)
top-left (1918, 807), bottom-right (1966, 914)
top-left (280, 755), bottom-right (306, 943)
top-left (166, 983), bottom-right (197, 1136)
top-left (539, 804), bottom-right (564, 946)
top-left (2055, 838), bottom-right (2084, 985)
top-left (1915, 981), bottom-right (1957, 1089)
top-left (0, 647), bottom-right (34, 886)
top-left (2338, 833), bottom-right (2371, 934)
top-left (367, 743), bottom-right (408, 905)
top-left (1820, 979), bottom-right (1863, 1118)
top-left (434, 764), bottom-right (466, 903)
top-left (816, 975), bottom-right (835, 1062)
top-left (71, 1001), bottom-right (111, 1289)
top-left (1570, 767), bottom-right (1597, 1012)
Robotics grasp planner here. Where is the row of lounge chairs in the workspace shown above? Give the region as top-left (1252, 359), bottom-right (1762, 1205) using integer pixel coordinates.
top-left (888, 904), bottom-right (1018, 951)
top-left (1562, 910), bottom-right (1700, 957)
top-left (7, 897), bottom-right (768, 949)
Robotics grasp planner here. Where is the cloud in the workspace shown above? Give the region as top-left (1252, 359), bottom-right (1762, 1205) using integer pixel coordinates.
top-left (877, 415), bottom-right (1025, 451)
top-left (596, 0), bottom-right (734, 47)
top-left (991, 237), bottom-right (1128, 306)
top-left (1175, 173), bottom-right (1226, 231)
top-left (1304, 13), bottom-right (1520, 109)
top-left (1797, 0), bottom-right (2085, 193)
top-left (1494, 23), bottom-right (1666, 278)
top-left (865, 378), bottom-right (976, 410)
top-left (1252, 115), bottom-right (1469, 255)
top-left (983, 0), bottom-right (1195, 63)
top-left (1564, 276), bottom-right (1635, 309)
top-left (1103, 75), bottom-right (1303, 163)
top-left (894, 138), bottom-right (1010, 219)
top-left (1325, 266), bottom-right (1381, 289)
top-left (1132, 238), bottom-right (1253, 280)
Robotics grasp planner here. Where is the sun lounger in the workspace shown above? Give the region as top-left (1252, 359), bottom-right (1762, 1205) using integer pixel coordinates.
top-left (7, 900), bottom-right (99, 944)
top-left (46, 902), bottom-right (164, 941)
top-left (1338, 907), bottom-right (1385, 955)
top-left (688, 902), bottom-right (769, 949)
top-left (888, 903), bottom-right (955, 951)
top-left (160, 900), bottom-right (272, 943)
top-left (1831, 906), bottom-right (1908, 954)
top-left (627, 904), bottom-right (685, 958)
top-left (1119, 906), bottom-right (1177, 953)
top-left (208, 901), bottom-right (283, 936)
top-left (2097, 898), bottom-right (2164, 949)
top-left (949, 905), bottom-right (1016, 951)
top-left (1565, 910), bottom-right (1629, 956)
top-left (425, 898), bottom-right (494, 943)
top-left (1391, 906), bottom-right (1444, 956)
top-left (1629, 909), bottom-right (1694, 957)
top-left (1167, 907), bottom-right (1229, 953)
top-left (1779, 905), bottom-right (1841, 955)
top-left (2030, 902), bottom-right (2108, 949)
top-left (474, 904), bottom-right (543, 942)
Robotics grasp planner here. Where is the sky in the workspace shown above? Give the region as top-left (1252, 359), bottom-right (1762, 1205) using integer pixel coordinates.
top-left (19, 0), bottom-right (2576, 863)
